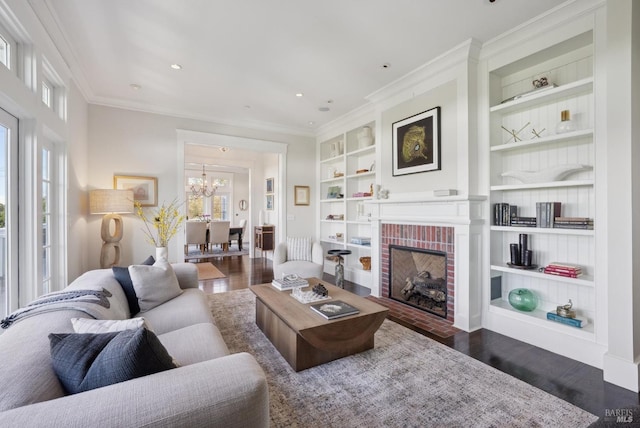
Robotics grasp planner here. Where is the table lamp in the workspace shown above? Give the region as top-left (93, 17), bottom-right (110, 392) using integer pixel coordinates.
top-left (89, 189), bottom-right (134, 268)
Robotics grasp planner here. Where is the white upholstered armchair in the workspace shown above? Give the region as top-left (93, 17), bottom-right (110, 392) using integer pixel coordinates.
top-left (273, 237), bottom-right (324, 280)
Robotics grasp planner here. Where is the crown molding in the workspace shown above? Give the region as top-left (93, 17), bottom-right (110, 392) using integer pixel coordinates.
top-left (365, 38), bottom-right (482, 107)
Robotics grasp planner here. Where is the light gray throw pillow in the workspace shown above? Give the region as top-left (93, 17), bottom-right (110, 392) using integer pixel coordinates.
top-left (71, 317), bottom-right (151, 333)
top-left (129, 259), bottom-right (183, 312)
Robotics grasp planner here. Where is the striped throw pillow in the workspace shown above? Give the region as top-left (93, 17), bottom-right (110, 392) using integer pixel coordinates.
top-left (287, 237), bottom-right (312, 262)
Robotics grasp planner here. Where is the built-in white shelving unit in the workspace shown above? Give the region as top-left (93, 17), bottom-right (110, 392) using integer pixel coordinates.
top-left (318, 121), bottom-right (376, 287)
top-left (485, 30), bottom-right (600, 357)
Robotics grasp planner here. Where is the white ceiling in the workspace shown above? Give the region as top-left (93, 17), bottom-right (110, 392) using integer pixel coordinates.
top-left (32, 0), bottom-right (564, 136)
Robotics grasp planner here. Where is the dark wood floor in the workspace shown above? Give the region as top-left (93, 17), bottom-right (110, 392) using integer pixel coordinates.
top-left (199, 255), bottom-right (639, 421)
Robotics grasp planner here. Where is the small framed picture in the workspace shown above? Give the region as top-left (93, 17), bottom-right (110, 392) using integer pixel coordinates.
top-left (392, 106), bottom-right (441, 176)
top-left (266, 177), bottom-right (274, 194)
top-left (114, 175), bottom-right (157, 207)
top-left (326, 186), bottom-right (341, 199)
top-left (294, 185), bottom-right (310, 206)
top-left (266, 194), bottom-right (274, 211)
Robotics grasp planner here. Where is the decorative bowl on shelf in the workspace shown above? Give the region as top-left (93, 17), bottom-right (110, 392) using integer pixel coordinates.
top-left (508, 288), bottom-right (538, 312)
top-left (501, 164), bottom-right (592, 184)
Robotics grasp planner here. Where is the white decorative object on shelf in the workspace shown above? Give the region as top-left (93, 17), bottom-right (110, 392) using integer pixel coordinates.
top-left (330, 140), bottom-right (343, 157)
top-left (357, 126), bottom-right (374, 148)
top-left (501, 164), bottom-right (592, 184)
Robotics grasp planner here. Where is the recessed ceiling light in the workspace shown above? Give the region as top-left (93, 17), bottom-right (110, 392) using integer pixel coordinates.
top-left (130, 84), bottom-right (141, 90)
top-left (296, 93), bottom-right (304, 97)
top-left (381, 63), bottom-right (391, 69)
top-left (318, 107), bottom-right (330, 112)
top-left (170, 63), bottom-right (182, 70)
top-left (308, 121), bottom-right (315, 126)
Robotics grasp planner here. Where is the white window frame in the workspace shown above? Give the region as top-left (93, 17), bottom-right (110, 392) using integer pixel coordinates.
top-left (41, 79), bottom-right (51, 107)
top-left (0, 108), bottom-right (18, 316)
top-left (0, 22), bottom-right (16, 72)
top-left (41, 56), bottom-right (67, 121)
top-left (35, 136), bottom-right (66, 297)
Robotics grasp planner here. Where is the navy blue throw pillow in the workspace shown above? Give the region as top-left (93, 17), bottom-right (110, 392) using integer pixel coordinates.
top-left (112, 255), bottom-right (154, 315)
top-left (49, 327), bottom-right (176, 394)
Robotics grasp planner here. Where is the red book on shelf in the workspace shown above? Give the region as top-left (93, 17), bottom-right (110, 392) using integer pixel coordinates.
top-left (547, 262), bottom-right (581, 270)
top-left (544, 268), bottom-right (581, 278)
top-left (545, 265), bottom-right (582, 273)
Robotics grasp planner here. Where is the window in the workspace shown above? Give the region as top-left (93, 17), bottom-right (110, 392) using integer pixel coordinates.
top-left (41, 80), bottom-right (51, 107)
top-left (0, 22), bottom-right (16, 72)
top-left (0, 108), bottom-right (18, 317)
top-left (211, 194), bottom-right (229, 221)
top-left (41, 147), bottom-right (51, 294)
top-left (0, 34), bottom-right (8, 68)
top-left (41, 56), bottom-right (67, 120)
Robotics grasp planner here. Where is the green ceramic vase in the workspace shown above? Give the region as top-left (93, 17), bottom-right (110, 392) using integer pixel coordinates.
top-left (508, 288), bottom-right (538, 312)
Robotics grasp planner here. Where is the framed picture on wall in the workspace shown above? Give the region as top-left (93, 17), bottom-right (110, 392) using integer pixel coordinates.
top-left (266, 194), bottom-right (274, 211)
top-left (266, 177), bottom-right (274, 194)
top-left (114, 175), bottom-right (158, 206)
top-left (392, 106), bottom-right (441, 176)
top-left (294, 185), bottom-right (310, 206)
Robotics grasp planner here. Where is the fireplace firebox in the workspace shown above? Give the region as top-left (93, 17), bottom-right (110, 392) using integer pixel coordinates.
top-left (388, 245), bottom-right (448, 318)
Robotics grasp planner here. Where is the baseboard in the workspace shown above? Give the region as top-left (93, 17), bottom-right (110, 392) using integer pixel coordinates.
top-left (603, 352), bottom-right (640, 392)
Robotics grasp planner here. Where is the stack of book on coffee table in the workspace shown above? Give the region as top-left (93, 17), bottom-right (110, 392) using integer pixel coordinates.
top-left (272, 276), bottom-right (309, 290)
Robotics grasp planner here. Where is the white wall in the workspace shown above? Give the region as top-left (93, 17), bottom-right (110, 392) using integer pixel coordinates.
top-left (87, 104), bottom-right (315, 267)
top-left (66, 81), bottom-right (89, 281)
top-left (380, 81), bottom-right (459, 196)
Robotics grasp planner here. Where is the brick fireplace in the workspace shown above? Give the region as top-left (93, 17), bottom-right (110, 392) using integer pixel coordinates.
top-left (367, 195), bottom-right (485, 334)
top-left (381, 224), bottom-right (455, 324)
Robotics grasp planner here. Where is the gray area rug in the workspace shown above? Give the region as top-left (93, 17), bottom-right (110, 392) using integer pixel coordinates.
top-left (208, 289), bottom-right (598, 428)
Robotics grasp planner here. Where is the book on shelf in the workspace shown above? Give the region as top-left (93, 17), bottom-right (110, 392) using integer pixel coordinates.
top-left (493, 203), bottom-right (518, 226)
top-left (310, 300), bottom-right (359, 320)
top-left (553, 217), bottom-right (594, 229)
top-left (271, 276), bottom-right (309, 290)
top-left (543, 269), bottom-right (582, 278)
top-left (511, 216), bottom-right (537, 227)
top-left (536, 202), bottom-right (562, 228)
top-left (547, 262), bottom-right (581, 270)
top-left (546, 312), bottom-right (588, 328)
top-left (350, 236), bottom-right (371, 245)
top-left (543, 262), bottom-right (582, 278)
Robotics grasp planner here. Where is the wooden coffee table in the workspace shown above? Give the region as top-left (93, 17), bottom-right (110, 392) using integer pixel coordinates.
top-left (250, 279), bottom-right (388, 371)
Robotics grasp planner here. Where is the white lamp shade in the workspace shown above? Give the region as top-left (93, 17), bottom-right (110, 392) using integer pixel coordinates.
top-left (89, 189), bottom-right (134, 214)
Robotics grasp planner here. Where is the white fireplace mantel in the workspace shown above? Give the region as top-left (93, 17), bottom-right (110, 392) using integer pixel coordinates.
top-left (366, 195), bottom-right (486, 226)
top-left (367, 194), bottom-right (486, 332)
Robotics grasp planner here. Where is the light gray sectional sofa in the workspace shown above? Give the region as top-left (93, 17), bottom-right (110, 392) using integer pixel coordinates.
top-left (0, 263), bottom-right (269, 428)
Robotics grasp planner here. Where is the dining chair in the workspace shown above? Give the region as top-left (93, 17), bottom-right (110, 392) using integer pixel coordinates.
top-left (209, 221), bottom-right (231, 252)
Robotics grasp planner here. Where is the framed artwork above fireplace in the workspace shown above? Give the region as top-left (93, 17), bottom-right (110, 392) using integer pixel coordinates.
top-left (392, 106), bottom-right (441, 176)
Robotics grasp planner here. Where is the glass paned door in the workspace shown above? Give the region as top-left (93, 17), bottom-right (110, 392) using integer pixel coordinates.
top-left (0, 108), bottom-right (17, 319)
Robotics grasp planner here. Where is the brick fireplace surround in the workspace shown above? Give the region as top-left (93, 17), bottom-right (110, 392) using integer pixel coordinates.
top-left (368, 223), bottom-right (460, 338)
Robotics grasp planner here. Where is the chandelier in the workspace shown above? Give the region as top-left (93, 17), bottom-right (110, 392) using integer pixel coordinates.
top-left (190, 165), bottom-right (217, 198)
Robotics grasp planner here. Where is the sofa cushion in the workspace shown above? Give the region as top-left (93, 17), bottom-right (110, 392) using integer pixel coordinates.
top-left (112, 255), bottom-right (155, 315)
top-left (286, 236), bottom-right (312, 261)
top-left (158, 323), bottom-right (229, 366)
top-left (129, 259), bottom-right (183, 312)
top-left (142, 288), bottom-right (214, 335)
top-left (71, 317), bottom-right (151, 334)
top-left (49, 327), bottom-right (176, 394)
